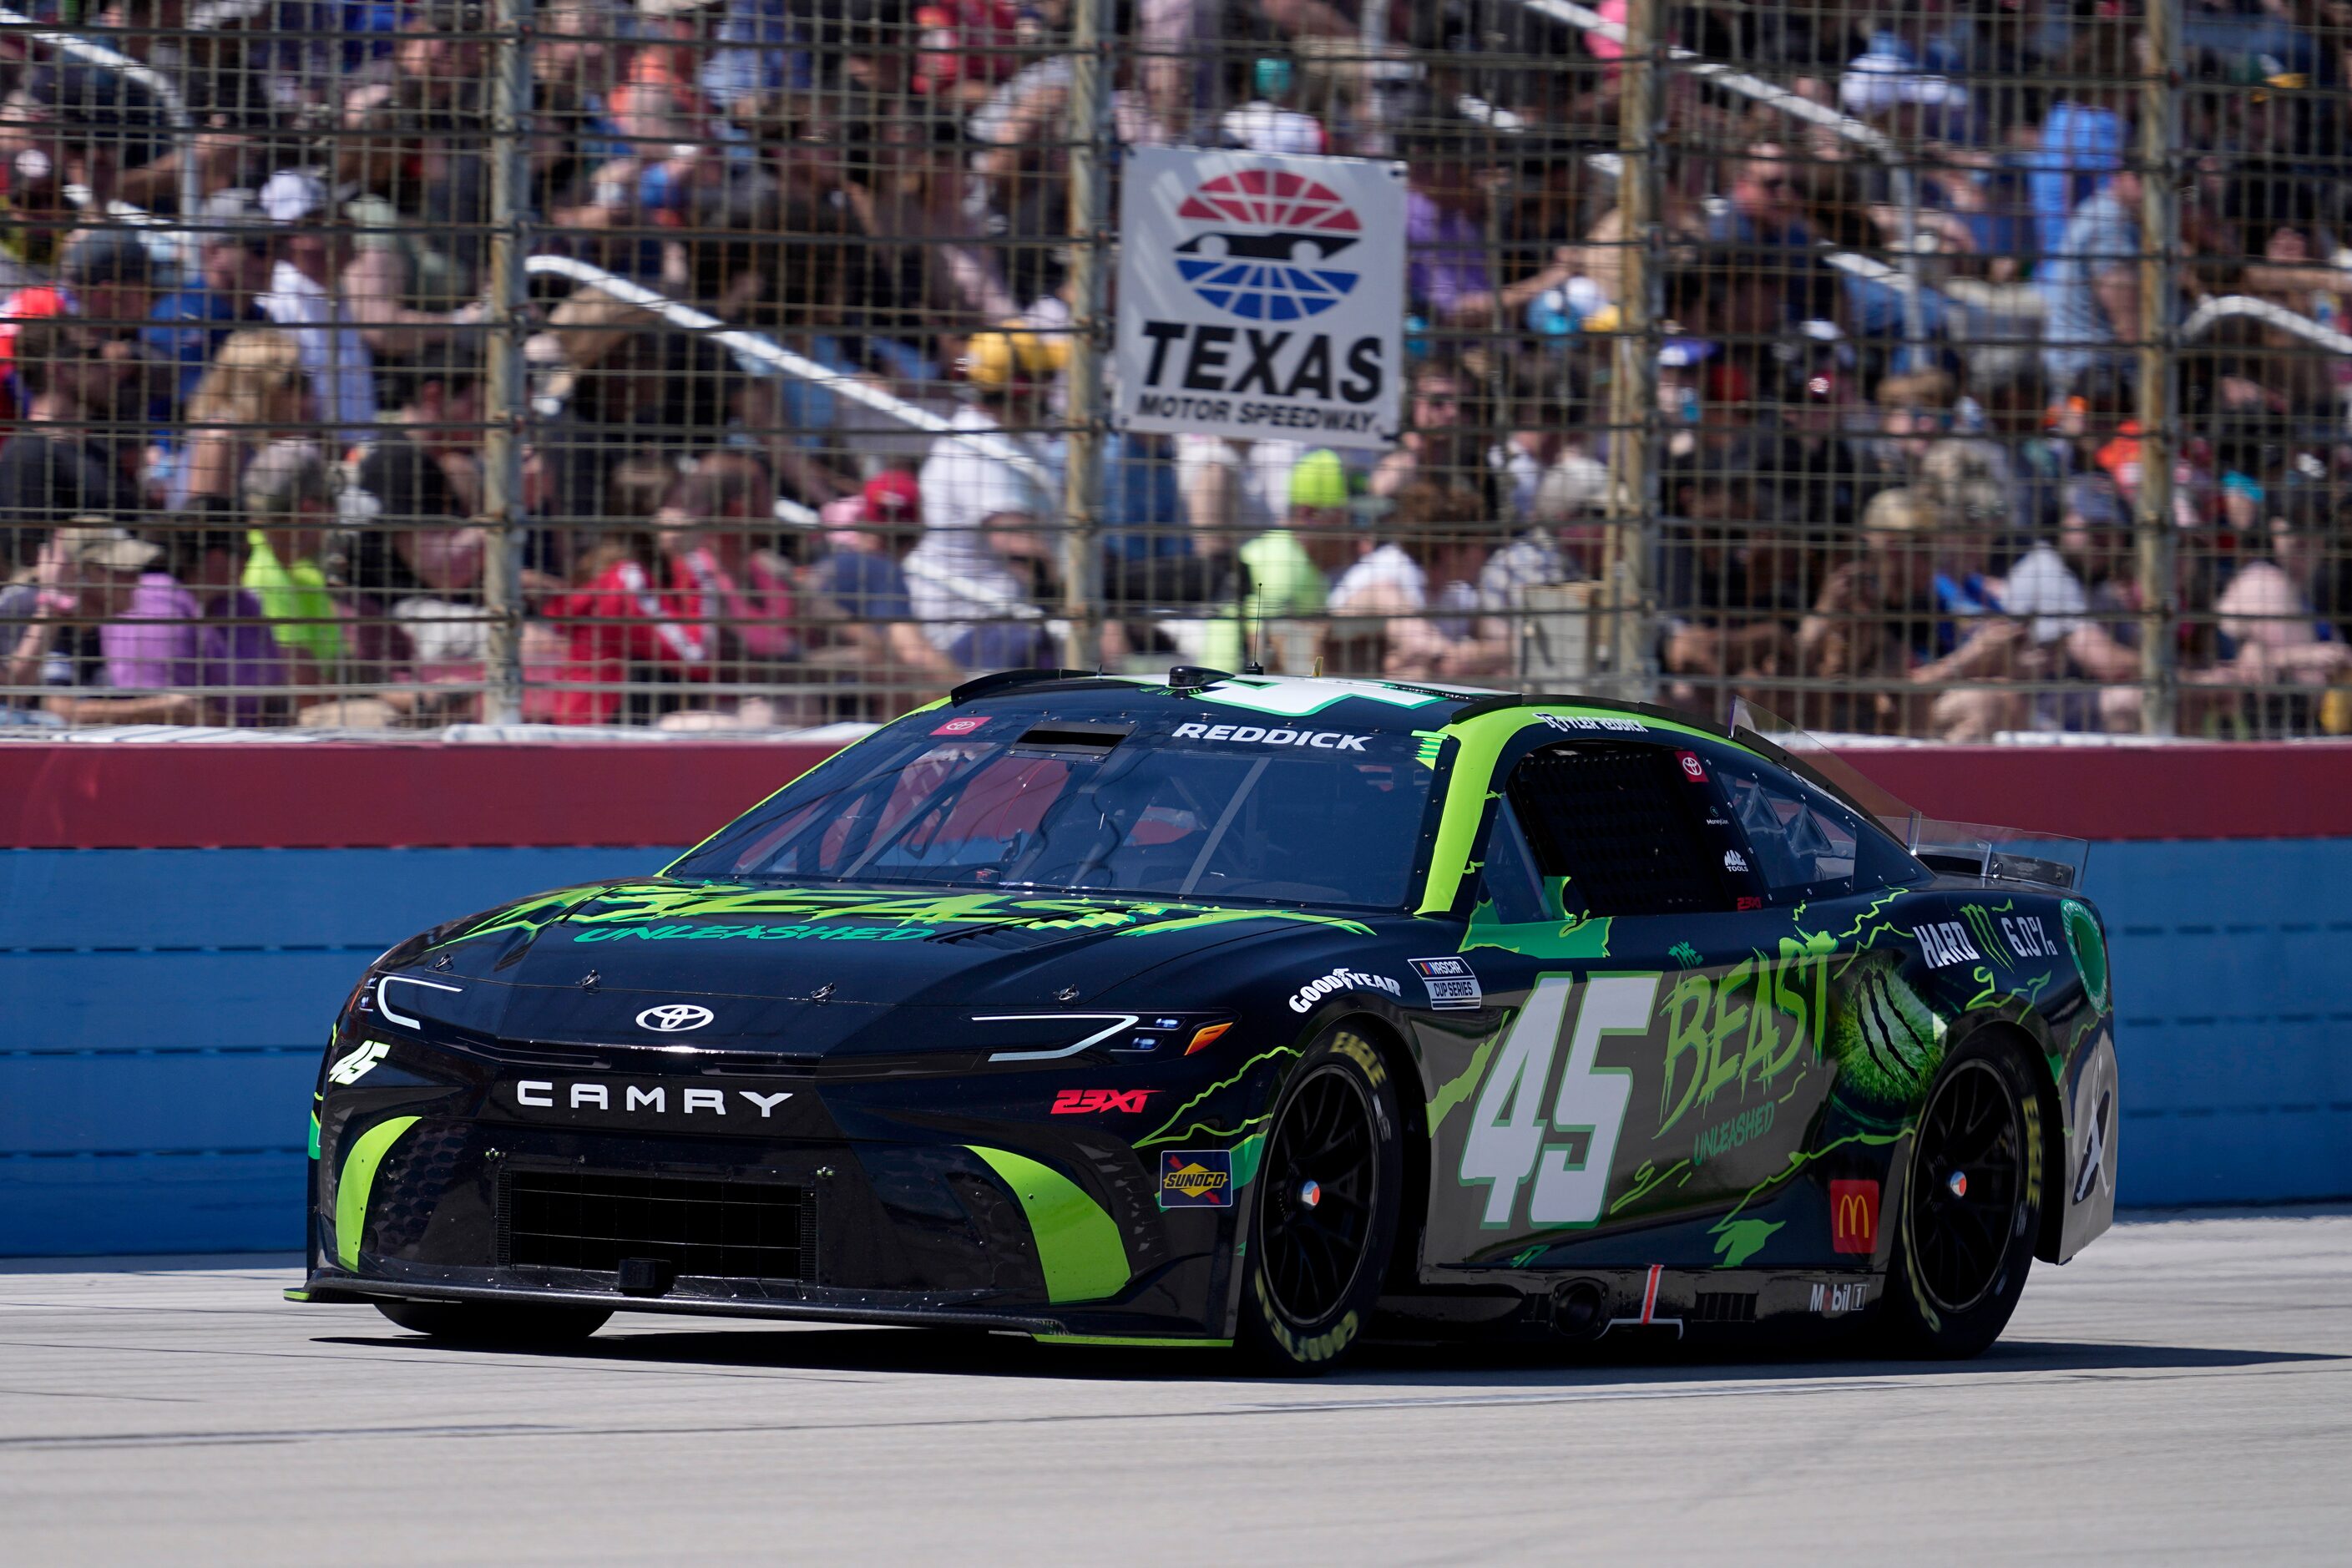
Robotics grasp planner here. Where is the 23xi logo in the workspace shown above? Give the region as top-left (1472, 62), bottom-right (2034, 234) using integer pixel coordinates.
top-left (635, 1004), bottom-right (714, 1033)
top-left (1172, 169), bottom-right (1362, 322)
top-left (1051, 1089), bottom-right (1153, 1115)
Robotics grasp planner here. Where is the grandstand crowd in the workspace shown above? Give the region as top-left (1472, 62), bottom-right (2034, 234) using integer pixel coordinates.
top-left (3, 0), bottom-right (2351, 735)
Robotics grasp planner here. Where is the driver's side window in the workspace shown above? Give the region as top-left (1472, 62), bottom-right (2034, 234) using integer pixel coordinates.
top-left (1478, 796), bottom-right (1590, 923)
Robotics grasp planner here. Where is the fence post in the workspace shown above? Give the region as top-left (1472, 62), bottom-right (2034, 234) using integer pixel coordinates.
top-left (1060, 0), bottom-right (1113, 673)
top-left (480, 0), bottom-right (534, 726)
top-left (2137, 0), bottom-right (2180, 736)
top-left (1604, 0), bottom-right (1662, 700)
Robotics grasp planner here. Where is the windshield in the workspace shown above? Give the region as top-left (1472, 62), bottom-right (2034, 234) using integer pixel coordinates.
top-left (671, 710), bottom-right (1442, 909)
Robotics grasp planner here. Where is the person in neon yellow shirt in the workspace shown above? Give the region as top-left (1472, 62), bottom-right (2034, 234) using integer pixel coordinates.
top-left (1202, 448), bottom-right (1359, 672)
top-left (239, 441), bottom-right (346, 670)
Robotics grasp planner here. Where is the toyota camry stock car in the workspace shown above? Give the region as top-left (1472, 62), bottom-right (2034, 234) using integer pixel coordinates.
top-left (292, 670), bottom-right (2120, 1370)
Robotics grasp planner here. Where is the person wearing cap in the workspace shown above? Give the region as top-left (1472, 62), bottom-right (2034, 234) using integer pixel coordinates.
top-left (256, 169), bottom-right (378, 442)
top-left (802, 469), bottom-right (964, 706)
top-left (2000, 473), bottom-right (2144, 731)
top-left (1198, 448), bottom-right (1348, 674)
top-left (0, 225), bottom-right (159, 421)
top-left (144, 190), bottom-right (278, 412)
top-left (101, 522), bottom-right (291, 727)
top-left (906, 327), bottom-right (1065, 669)
top-left (0, 524), bottom-right (202, 725)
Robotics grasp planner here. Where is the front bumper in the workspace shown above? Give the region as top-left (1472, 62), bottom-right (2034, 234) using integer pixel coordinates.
top-left (301, 1036), bottom-right (1270, 1342)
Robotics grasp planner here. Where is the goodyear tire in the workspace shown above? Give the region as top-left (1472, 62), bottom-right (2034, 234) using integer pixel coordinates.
top-left (1237, 1024), bottom-right (1403, 1375)
top-left (1880, 1034), bottom-right (2044, 1358)
top-left (374, 1298), bottom-right (612, 1345)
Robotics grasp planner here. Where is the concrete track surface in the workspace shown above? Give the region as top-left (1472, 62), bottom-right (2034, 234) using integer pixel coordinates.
top-left (2, 1209), bottom-right (2346, 1565)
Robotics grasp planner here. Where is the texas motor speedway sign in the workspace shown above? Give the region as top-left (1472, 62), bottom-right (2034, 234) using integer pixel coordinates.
top-left (1115, 149), bottom-right (1405, 449)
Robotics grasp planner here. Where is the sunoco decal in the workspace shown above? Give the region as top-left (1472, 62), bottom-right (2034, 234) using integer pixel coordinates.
top-left (1115, 148), bottom-right (1404, 448)
top-left (1159, 1149), bottom-right (1234, 1208)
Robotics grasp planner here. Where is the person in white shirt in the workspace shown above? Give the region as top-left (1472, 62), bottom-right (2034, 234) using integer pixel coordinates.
top-left (255, 171), bottom-right (377, 445)
top-left (907, 329), bottom-right (1066, 668)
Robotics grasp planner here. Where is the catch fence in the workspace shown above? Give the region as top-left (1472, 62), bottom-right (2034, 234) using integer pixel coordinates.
top-left (3, 0), bottom-right (2350, 738)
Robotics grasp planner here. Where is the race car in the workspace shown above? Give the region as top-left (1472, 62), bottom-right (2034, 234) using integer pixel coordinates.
top-left (292, 670), bottom-right (2119, 1371)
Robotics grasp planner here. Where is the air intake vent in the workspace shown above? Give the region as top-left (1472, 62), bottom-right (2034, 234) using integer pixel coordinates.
top-left (502, 1171), bottom-right (810, 1281)
top-left (1690, 1289), bottom-right (1758, 1324)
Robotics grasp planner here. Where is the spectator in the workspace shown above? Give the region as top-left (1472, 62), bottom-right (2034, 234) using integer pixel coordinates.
top-left (1358, 482), bottom-right (1515, 684)
top-left (2208, 489), bottom-right (2352, 725)
top-left (906, 328), bottom-right (1063, 670)
top-left (345, 346), bottom-right (485, 606)
top-left (102, 524), bottom-right (292, 726)
top-left (240, 442), bottom-right (347, 672)
top-left (1404, 124), bottom-right (1576, 328)
top-left (0, 225), bottom-right (159, 422)
top-left (177, 329), bottom-right (312, 510)
top-left (144, 190), bottom-right (277, 413)
top-left (1200, 447), bottom-right (1353, 674)
top-left (256, 170), bottom-right (377, 441)
top-left (803, 469), bottom-right (964, 705)
top-left (0, 525), bottom-right (201, 725)
top-left (1707, 141), bottom-right (1829, 322)
top-left (2000, 475), bottom-right (2145, 731)
top-left (669, 451), bottom-right (798, 673)
top-left (0, 318), bottom-right (139, 569)
top-left (2041, 167), bottom-right (2143, 396)
top-left (544, 521), bottom-right (732, 726)
top-left (1657, 445), bottom-right (1794, 700)
top-left (1373, 359), bottom-right (1486, 501)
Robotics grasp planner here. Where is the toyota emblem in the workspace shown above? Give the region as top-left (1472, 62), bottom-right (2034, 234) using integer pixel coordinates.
top-left (635, 1004), bottom-right (714, 1033)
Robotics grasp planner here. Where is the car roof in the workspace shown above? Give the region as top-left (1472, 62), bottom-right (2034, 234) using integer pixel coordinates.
top-left (946, 669), bottom-right (1734, 740)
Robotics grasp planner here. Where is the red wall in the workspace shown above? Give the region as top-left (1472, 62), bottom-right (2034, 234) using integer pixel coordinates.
top-left (3, 738), bottom-right (2348, 849)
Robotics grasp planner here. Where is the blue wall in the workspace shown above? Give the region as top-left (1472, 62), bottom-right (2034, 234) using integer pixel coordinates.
top-left (3, 840), bottom-right (2346, 1255)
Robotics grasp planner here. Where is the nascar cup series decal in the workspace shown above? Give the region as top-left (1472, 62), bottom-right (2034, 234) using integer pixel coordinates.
top-left (1409, 955), bottom-right (1482, 1009)
top-left (1159, 1149), bottom-right (1235, 1209)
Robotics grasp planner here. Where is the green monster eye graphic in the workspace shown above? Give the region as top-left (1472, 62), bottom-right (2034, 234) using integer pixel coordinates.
top-left (1828, 952), bottom-right (1948, 1118)
top-left (2061, 899), bottom-right (2109, 1011)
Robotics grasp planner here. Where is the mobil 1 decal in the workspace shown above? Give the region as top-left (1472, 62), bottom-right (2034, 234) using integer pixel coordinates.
top-left (1115, 148), bottom-right (1405, 449)
top-left (1426, 936), bottom-right (1926, 1269)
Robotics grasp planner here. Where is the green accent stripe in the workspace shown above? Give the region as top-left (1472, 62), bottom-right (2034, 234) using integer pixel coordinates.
top-left (1034, 1334), bottom-right (1233, 1348)
top-left (283, 1288), bottom-right (318, 1302)
top-left (307, 1110), bottom-right (321, 1161)
top-left (968, 1146), bottom-right (1131, 1305)
top-left (334, 1115), bottom-right (421, 1271)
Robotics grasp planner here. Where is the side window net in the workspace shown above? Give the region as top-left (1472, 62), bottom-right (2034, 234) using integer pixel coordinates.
top-left (1508, 744), bottom-right (1730, 917)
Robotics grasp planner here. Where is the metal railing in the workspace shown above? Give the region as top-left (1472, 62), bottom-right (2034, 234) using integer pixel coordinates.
top-left (5, 3), bottom-right (2352, 740)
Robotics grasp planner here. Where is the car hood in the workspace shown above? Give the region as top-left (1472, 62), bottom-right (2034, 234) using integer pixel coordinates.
top-left (384, 878), bottom-right (1378, 1050)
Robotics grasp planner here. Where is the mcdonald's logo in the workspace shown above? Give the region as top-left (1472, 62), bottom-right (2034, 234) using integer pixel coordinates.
top-left (1830, 1180), bottom-right (1879, 1254)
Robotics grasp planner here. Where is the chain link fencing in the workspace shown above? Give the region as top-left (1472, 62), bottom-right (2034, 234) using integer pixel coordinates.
top-left (3, 1), bottom-right (2349, 738)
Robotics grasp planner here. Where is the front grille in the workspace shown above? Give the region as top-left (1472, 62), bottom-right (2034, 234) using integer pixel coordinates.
top-left (502, 1171), bottom-right (810, 1280)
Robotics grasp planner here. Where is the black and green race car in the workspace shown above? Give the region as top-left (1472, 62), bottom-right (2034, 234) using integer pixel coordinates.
top-left (293, 670), bottom-right (2118, 1371)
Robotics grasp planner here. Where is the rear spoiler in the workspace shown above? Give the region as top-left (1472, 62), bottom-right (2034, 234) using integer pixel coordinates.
top-left (1880, 815), bottom-right (2089, 892)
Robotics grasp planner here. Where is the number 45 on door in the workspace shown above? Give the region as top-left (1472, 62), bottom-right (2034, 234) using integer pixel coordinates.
top-left (1459, 974), bottom-right (1659, 1230)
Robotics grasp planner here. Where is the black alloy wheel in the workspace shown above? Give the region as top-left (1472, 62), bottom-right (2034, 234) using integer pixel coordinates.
top-left (1882, 1035), bottom-right (2044, 1358)
top-left (1909, 1059), bottom-right (2024, 1313)
top-left (1260, 1067), bottom-right (1378, 1326)
top-left (1238, 1026), bottom-right (1403, 1374)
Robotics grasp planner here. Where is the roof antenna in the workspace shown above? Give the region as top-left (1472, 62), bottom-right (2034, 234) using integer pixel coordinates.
top-left (1312, 655), bottom-right (1324, 678)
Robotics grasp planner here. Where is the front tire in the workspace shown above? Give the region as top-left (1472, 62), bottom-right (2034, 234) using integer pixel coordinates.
top-left (373, 1298), bottom-right (612, 1345)
top-left (1881, 1034), bottom-right (2045, 1358)
top-left (1237, 1025), bottom-right (1403, 1374)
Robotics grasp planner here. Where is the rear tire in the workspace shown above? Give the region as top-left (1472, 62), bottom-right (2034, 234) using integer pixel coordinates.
top-left (373, 1298), bottom-right (611, 1345)
top-left (1881, 1034), bottom-right (2045, 1358)
top-left (1237, 1024), bottom-right (1403, 1374)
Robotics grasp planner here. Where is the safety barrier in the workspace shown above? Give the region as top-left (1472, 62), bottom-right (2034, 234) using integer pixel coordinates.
top-left (3, 737), bottom-right (2346, 1254)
